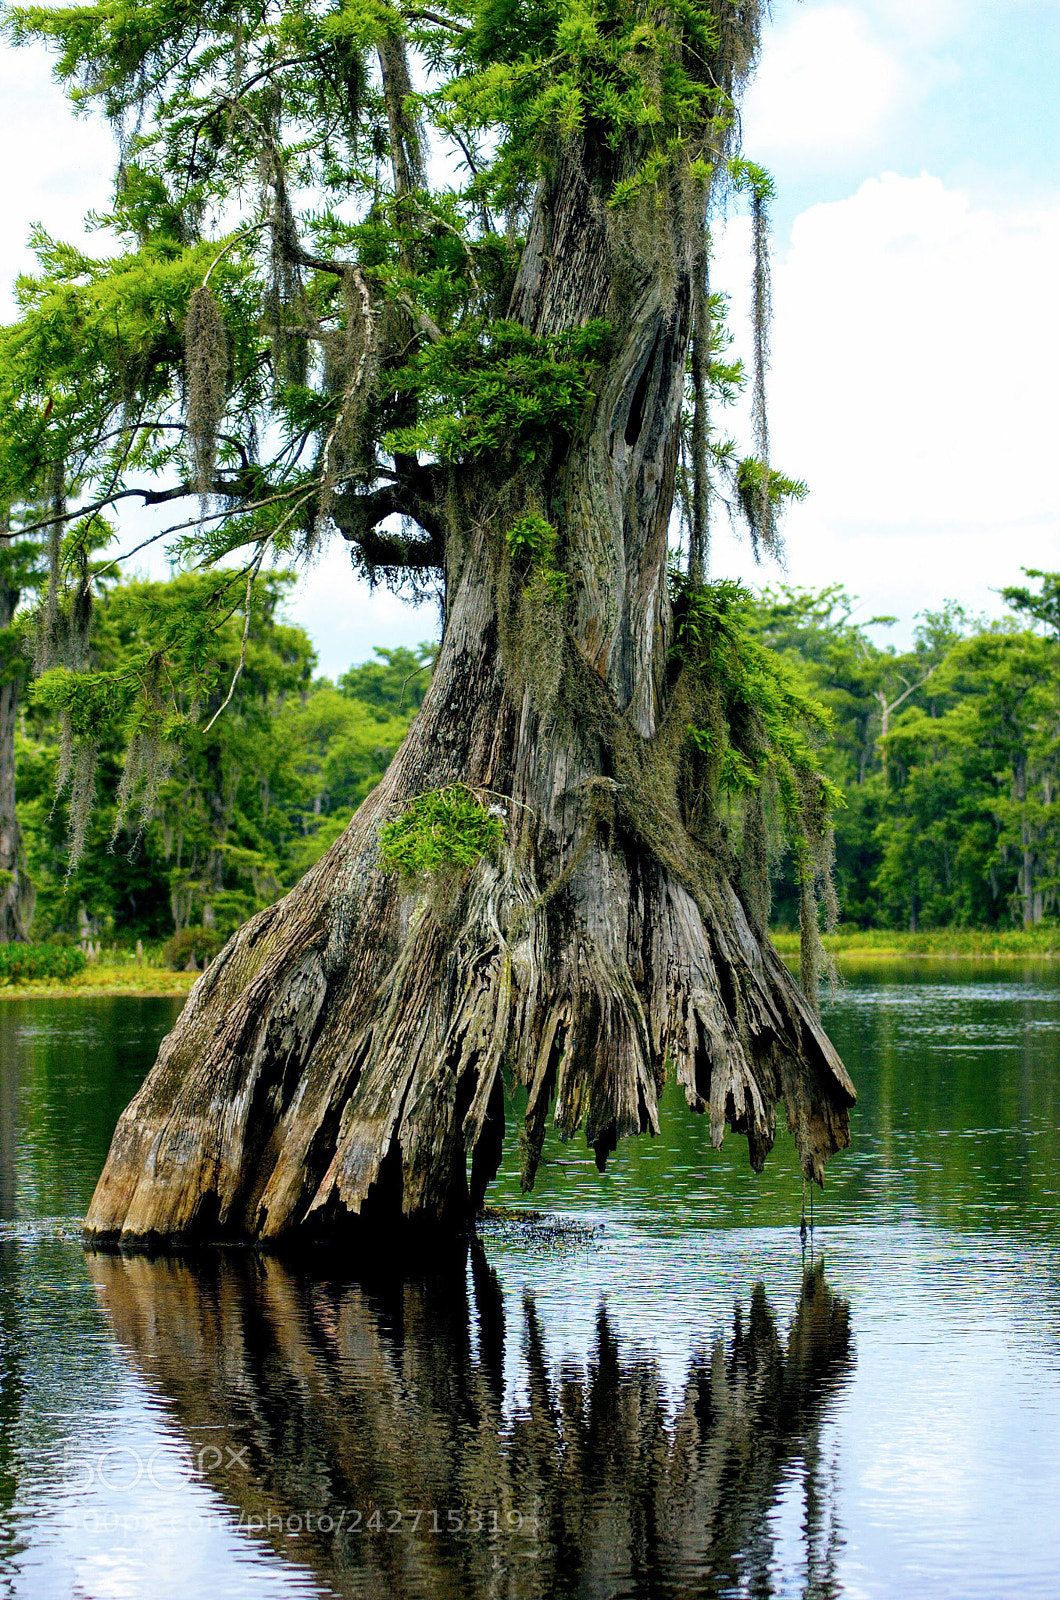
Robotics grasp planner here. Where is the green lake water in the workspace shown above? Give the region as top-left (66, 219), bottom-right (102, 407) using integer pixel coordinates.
top-left (1, 963), bottom-right (1059, 1597)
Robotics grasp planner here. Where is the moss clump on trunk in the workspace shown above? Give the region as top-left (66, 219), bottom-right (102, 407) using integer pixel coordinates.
top-left (378, 785), bottom-right (505, 878)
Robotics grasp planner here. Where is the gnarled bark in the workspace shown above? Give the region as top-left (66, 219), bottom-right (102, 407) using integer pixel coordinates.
top-left (85, 126), bottom-right (854, 1251)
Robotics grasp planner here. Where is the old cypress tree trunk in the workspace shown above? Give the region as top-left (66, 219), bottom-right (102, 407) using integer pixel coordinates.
top-left (85, 20), bottom-right (854, 1251)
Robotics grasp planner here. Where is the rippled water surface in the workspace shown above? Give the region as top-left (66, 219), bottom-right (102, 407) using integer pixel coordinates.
top-left (1, 965), bottom-right (1059, 1597)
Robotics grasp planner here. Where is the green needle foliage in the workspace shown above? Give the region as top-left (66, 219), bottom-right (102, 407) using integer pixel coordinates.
top-left (386, 320), bottom-right (612, 465)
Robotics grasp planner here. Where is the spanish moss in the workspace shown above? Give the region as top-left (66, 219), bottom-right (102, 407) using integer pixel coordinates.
top-left (690, 241), bottom-right (711, 583)
top-left (377, 35), bottom-right (426, 198)
top-left (111, 730), bottom-right (175, 854)
top-left (184, 285), bottom-right (228, 504)
top-left (750, 181), bottom-right (777, 558)
top-left (35, 456), bottom-right (65, 675)
top-left (264, 162), bottom-right (308, 388)
top-left (316, 269), bottom-right (379, 538)
top-left (65, 739), bottom-right (99, 876)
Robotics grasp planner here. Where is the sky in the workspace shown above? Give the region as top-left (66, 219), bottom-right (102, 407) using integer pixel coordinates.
top-left (1, 0), bottom-right (1058, 672)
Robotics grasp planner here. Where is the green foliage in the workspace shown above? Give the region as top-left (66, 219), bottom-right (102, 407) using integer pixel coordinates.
top-left (161, 925), bottom-right (222, 969)
top-left (506, 509), bottom-right (556, 564)
top-left (0, 943), bottom-right (86, 981)
top-left (340, 643), bottom-right (436, 712)
top-left (1001, 569), bottom-right (1060, 637)
top-left (33, 666), bottom-right (137, 739)
top-left (378, 784), bottom-right (504, 878)
top-left (672, 573), bottom-right (842, 853)
top-left (744, 571), bottom-right (1060, 933)
top-left (673, 572), bottom-right (844, 997)
top-left (450, 0), bottom-right (750, 209)
top-left (506, 511), bottom-right (567, 603)
top-left (16, 573), bottom-right (433, 943)
top-left (770, 925), bottom-right (1060, 958)
top-left (735, 456), bottom-right (807, 537)
top-left (728, 156), bottom-right (775, 204)
top-left (386, 321), bottom-right (611, 466)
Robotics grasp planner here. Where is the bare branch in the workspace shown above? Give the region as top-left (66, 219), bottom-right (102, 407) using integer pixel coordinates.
top-left (203, 557), bottom-right (261, 732)
top-left (202, 221), bottom-right (268, 287)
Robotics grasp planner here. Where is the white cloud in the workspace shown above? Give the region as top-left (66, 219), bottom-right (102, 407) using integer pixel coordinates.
top-left (741, 0), bottom-right (969, 168)
top-left (776, 173), bottom-right (1060, 526)
top-left (742, 5), bottom-right (907, 157)
top-left (0, 47), bottom-right (115, 313)
top-left (863, 0), bottom-right (961, 48)
top-left (709, 173), bottom-right (1060, 634)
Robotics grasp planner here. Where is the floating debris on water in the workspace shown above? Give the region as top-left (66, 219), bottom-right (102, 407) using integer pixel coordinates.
top-left (477, 1206), bottom-right (601, 1251)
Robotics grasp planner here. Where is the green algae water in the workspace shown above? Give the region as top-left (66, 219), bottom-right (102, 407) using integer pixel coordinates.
top-left (1, 964), bottom-right (1059, 1597)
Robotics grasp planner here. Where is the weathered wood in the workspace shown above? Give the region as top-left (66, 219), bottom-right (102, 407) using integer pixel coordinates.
top-left (85, 126), bottom-right (855, 1252)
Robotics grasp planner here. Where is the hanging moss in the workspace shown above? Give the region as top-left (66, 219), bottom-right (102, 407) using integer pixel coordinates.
top-left (112, 727), bottom-right (177, 855)
top-left (378, 784), bottom-right (505, 878)
top-left (316, 267), bottom-right (380, 535)
top-left (689, 243), bottom-right (711, 582)
top-left (33, 664), bottom-right (140, 872)
top-left (671, 571), bottom-right (843, 1005)
top-left (376, 33), bottom-right (426, 196)
top-left (183, 284), bottom-right (228, 502)
top-left (263, 157), bottom-right (308, 389)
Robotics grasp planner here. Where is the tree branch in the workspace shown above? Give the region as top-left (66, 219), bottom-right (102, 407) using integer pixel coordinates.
top-left (331, 468), bottom-right (444, 567)
top-left (14, 473), bottom-right (259, 539)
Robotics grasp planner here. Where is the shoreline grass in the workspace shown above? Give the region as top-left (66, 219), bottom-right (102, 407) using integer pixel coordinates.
top-left (0, 925), bottom-right (1056, 1001)
top-left (769, 925), bottom-right (1060, 959)
top-left (0, 963), bottom-right (198, 1001)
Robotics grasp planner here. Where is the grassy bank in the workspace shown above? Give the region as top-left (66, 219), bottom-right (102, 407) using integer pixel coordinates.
top-left (1, 925), bottom-right (1056, 1001)
top-left (770, 925), bottom-right (1060, 959)
top-left (0, 963), bottom-right (198, 1000)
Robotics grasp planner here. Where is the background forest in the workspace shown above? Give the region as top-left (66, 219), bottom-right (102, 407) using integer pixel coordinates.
top-left (3, 560), bottom-right (1057, 957)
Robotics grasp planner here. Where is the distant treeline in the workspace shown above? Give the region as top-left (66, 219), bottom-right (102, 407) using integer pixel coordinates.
top-left (753, 572), bottom-right (1059, 932)
top-left (15, 571), bottom-right (434, 953)
top-left (11, 569), bottom-right (1059, 946)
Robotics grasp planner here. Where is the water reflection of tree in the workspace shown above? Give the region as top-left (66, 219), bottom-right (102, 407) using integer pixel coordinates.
top-left (87, 1249), bottom-right (852, 1599)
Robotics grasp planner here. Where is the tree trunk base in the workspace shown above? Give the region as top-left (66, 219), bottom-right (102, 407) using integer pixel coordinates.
top-left (85, 542), bottom-right (855, 1254)
top-left (84, 785), bottom-right (854, 1253)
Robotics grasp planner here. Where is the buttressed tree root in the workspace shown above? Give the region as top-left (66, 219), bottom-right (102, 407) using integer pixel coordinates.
top-left (84, 569), bottom-right (854, 1249)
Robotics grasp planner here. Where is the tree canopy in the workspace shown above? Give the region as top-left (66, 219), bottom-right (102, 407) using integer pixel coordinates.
top-left (0, 0), bottom-right (819, 883)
